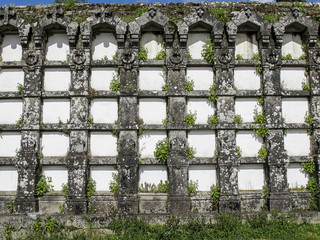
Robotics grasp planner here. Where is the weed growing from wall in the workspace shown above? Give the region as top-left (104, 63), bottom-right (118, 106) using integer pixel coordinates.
top-left (87, 178), bottom-right (96, 203)
top-left (36, 174), bottom-right (54, 196)
top-left (305, 113), bottom-right (315, 125)
top-left (236, 54), bottom-right (243, 60)
top-left (121, 7), bottom-right (148, 22)
top-left (17, 83), bottom-right (24, 94)
top-left (253, 52), bottom-right (262, 74)
top-left (207, 114), bottom-right (218, 125)
top-left (87, 116), bottom-right (94, 125)
top-left (262, 13), bottom-right (280, 23)
top-left (209, 7), bottom-right (230, 23)
top-left (184, 111), bottom-right (196, 126)
top-left (253, 109), bottom-right (269, 138)
top-left (236, 146), bottom-right (242, 157)
top-left (282, 54), bottom-right (293, 60)
top-left (60, 183), bottom-right (68, 214)
top-left (162, 84), bottom-right (168, 91)
top-left (210, 184), bottom-right (220, 211)
top-left (154, 139), bottom-right (170, 163)
top-left (110, 73), bottom-right (120, 91)
top-left (162, 118), bottom-right (168, 126)
top-left (186, 144), bottom-right (195, 159)
top-left (258, 145), bottom-right (267, 159)
top-left (139, 180), bottom-right (169, 193)
top-left (139, 46), bottom-right (148, 61)
top-left (258, 96), bottom-right (265, 106)
top-left (155, 42), bottom-right (166, 60)
top-left (261, 185), bottom-right (270, 211)
top-left (184, 77), bottom-right (194, 92)
top-left (109, 173), bottom-right (119, 197)
top-left (16, 115), bottom-right (23, 126)
top-left (7, 200), bottom-right (14, 214)
top-left (208, 84), bottom-right (218, 103)
top-left (302, 159), bottom-right (319, 210)
top-left (201, 37), bottom-right (215, 63)
top-left (188, 180), bottom-right (199, 197)
top-left (233, 114), bottom-right (243, 124)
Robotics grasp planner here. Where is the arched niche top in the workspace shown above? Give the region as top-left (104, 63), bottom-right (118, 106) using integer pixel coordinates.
top-left (0, 6), bottom-right (31, 48)
top-left (273, 7), bottom-right (318, 40)
top-left (80, 7), bottom-right (127, 48)
top-left (128, 7), bottom-right (169, 36)
top-left (177, 7), bottom-right (224, 35)
top-left (227, 7), bottom-right (271, 37)
top-left (35, 5), bottom-right (77, 48)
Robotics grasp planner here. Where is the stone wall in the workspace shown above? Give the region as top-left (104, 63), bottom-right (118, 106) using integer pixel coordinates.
top-left (0, 2), bottom-right (319, 217)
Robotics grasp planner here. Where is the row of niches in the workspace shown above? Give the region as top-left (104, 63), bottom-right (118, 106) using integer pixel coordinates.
top-left (0, 97), bottom-right (312, 125)
top-left (0, 163), bottom-right (309, 193)
top-left (0, 130), bottom-right (311, 158)
top-left (0, 32), bottom-right (309, 62)
top-left (0, 66), bottom-right (310, 92)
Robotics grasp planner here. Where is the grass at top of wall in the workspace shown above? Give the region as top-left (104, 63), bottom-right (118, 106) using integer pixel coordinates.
top-left (13, 213), bottom-right (320, 240)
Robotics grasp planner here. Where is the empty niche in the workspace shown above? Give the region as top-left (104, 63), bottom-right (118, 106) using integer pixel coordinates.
top-left (0, 69), bottom-right (24, 92)
top-left (139, 165), bottom-right (167, 187)
top-left (46, 33), bottom-right (69, 61)
top-left (139, 131), bottom-right (167, 158)
top-left (287, 163), bottom-right (308, 189)
top-left (0, 35), bottom-right (22, 61)
top-left (139, 98), bottom-right (166, 124)
top-left (189, 165), bottom-right (216, 191)
top-left (186, 67), bottom-right (213, 90)
top-left (90, 166), bottom-right (117, 191)
top-left (0, 132), bottom-right (21, 157)
top-left (236, 131), bottom-right (263, 157)
top-left (90, 98), bottom-right (118, 124)
top-left (41, 132), bottom-right (69, 157)
top-left (235, 98), bottom-right (261, 123)
top-left (140, 33), bottom-right (163, 60)
top-left (282, 98), bottom-right (308, 124)
top-left (139, 67), bottom-right (165, 91)
top-left (280, 67), bottom-right (306, 90)
top-left (0, 166), bottom-right (18, 191)
top-left (235, 33), bottom-right (258, 59)
top-left (238, 164), bottom-right (264, 190)
top-left (92, 33), bottom-right (117, 60)
top-left (187, 33), bottom-right (210, 60)
top-left (42, 99), bottom-right (70, 123)
top-left (90, 132), bottom-right (117, 157)
top-left (234, 67), bottom-right (260, 90)
top-left (282, 33), bottom-right (303, 59)
top-left (42, 166), bottom-right (68, 191)
top-left (187, 98), bottom-right (214, 124)
top-left (0, 99), bottom-right (23, 124)
top-left (43, 68), bottom-right (71, 91)
top-left (284, 130), bottom-right (310, 156)
top-left (188, 131), bottom-right (216, 158)
top-left (91, 68), bottom-right (116, 91)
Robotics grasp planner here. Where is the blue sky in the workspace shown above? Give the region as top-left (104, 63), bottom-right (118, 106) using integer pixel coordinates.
top-left (0, 0), bottom-right (319, 6)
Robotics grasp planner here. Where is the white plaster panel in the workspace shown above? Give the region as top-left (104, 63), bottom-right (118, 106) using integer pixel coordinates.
top-left (0, 99), bottom-right (23, 124)
top-left (187, 33), bottom-right (210, 59)
top-left (92, 33), bottom-right (117, 60)
top-left (139, 98), bottom-right (166, 124)
top-left (284, 130), bottom-right (310, 156)
top-left (91, 68), bottom-right (116, 91)
top-left (187, 98), bottom-right (214, 124)
top-left (46, 34), bottom-right (69, 61)
top-left (0, 132), bottom-right (21, 157)
top-left (188, 131), bottom-right (216, 158)
top-left (41, 132), bottom-right (69, 157)
top-left (90, 98), bottom-right (118, 124)
top-left (234, 67), bottom-right (260, 90)
top-left (235, 98), bottom-right (261, 123)
top-left (139, 165), bottom-right (167, 186)
top-left (287, 163), bottom-right (308, 189)
top-left (140, 33), bottom-right (162, 60)
top-left (189, 165), bottom-right (216, 191)
top-left (90, 132), bottom-right (117, 157)
top-left (238, 164), bottom-right (264, 190)
top-left (139, 131), bottom-right (167, 158)
top-left (186, 67), bottom-right (213, 90)
top-left (282, 33), bottom-right (303, 59)
top-left (42, 99), bottom-right (70, 123)
top-left (90, 166), bottom-right (117, 191)
top-left (0, 35), bottom-right (22, 61)
top-left (236, 131), bottom-right (263, 157)
top-left (0, 166), bottom-right (18, 191)
top-left (282, 98), bottom-right (308, 123)
top-left (44, 68), bottom-right (71, 91)
top-left (43, 166), bottom-right (68, 191)
top-left (280, 67), bottom-right (306, 90)
top-left (139, 67), bottom-right (165, 91)
top-left (235, 33), bottom-right (258, 59)
top-left (0, 69), bottom-right (24, 92)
